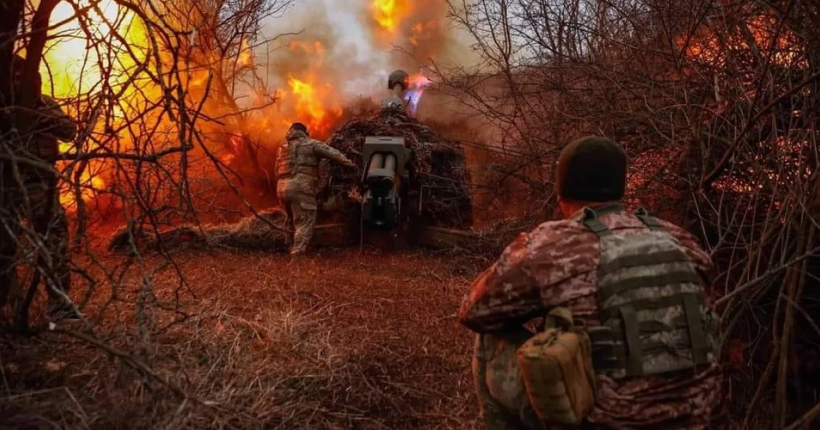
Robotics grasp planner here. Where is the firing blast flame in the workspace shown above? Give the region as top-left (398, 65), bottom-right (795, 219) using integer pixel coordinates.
top-left (372, 0), bottom-right (411, 32)
top-left (404, 74), bottom-right (432, 116)
top-left (286, 75), bottom-right (342, 138)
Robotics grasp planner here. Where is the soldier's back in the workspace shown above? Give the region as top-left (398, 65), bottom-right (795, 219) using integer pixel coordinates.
top-left (524, 207), bottom-right (724, 428)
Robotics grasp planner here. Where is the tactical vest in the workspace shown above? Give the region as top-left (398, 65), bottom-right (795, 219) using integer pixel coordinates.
top-left (582, 205), bottom-right (719, 380)
top-left (276, 137), bottom-right (319, 179)
top-left (276, 140), bottom-right (295, 178)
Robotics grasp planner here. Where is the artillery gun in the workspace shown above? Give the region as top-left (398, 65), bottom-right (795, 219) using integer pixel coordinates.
top-left (106, 71), bottom-right (476, 254)
top-left (312, 70), bottom-right (476, 249)
top-left (359, 136), bottom-right (411, 230)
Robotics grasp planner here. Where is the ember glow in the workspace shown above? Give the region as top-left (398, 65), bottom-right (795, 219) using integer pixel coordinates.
top-left (679, 14), bottom-right (807, 69)
top-left (410, 23), bottom-right (425, 46)
top-left (237, 40), bottom-right (253, 68)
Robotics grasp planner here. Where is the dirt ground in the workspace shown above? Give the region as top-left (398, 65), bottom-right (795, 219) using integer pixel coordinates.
top-left (0, 248), bottom-right (484, 429)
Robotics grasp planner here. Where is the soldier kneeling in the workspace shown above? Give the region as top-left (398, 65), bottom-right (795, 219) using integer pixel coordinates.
top-left (459, 136), bottom-right (724, 429)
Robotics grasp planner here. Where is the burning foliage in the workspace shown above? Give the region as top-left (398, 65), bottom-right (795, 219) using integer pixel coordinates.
top-left (10, 0), bottom-right (820, 426)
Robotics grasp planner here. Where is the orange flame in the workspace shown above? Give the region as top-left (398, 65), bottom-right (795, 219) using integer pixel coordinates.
top-left (408, 73), bottom-right (432, 88)
top-left (286, 77), bottom-right (342, 138)
top-left (257, 40), bottom-right (343, 139)
top-left (237, 39), bottom-right (252, 68)
top-left (372, 0), bottom-right (412, 33)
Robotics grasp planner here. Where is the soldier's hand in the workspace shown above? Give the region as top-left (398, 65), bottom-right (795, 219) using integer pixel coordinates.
top-left (344, 160), bottom-right (357, 168)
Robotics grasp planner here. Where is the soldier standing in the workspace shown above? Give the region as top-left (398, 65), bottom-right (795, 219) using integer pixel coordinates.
top-left (459, 136), bottom-right (724, 429)
top-left (275, 122), bottom-right (355, 255)
top-left (0, 55), bottom-right (78, 322)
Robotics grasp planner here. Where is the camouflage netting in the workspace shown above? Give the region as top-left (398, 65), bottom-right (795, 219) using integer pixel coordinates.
top-left (108, 209), bottom-right (289, 252)
top-left (107, 110), bottom-right (475, 253)
top-left (321, 109), bottom-right (473, 228)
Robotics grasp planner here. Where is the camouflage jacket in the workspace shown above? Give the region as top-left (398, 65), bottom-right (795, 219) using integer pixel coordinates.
top-left (276, 130), bottom-right (351, 180)
top-left (459, 206), bottom-right (724, 428)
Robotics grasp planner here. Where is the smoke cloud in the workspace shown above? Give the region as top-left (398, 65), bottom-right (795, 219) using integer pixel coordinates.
top-left (244, 0), bottom-right (468, 142)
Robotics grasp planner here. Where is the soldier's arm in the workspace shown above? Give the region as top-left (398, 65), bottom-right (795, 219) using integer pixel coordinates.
top-left (311, 140), bottom-right (355, 167)
top-left (458, 232), bottom-right (544, 333)
top-left (37, 95), bottom-right (77, 142)
top-left (459, 220), bottom-right (599, 333)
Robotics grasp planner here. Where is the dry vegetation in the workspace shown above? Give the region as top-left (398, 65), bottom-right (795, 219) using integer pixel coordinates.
top-left (3, 0), bottom-right (820, 428)
top-left (433, 0), bottom-right (820, 427)
top-left (1, 249), bottom-right (480, 429)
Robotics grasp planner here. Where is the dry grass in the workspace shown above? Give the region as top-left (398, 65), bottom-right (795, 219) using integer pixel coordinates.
top-left (0, 249), bottom-right (481, 429)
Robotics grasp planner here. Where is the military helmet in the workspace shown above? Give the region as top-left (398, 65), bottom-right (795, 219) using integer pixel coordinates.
top-left (388, 69), bottom-right (409, 91)
top-left (289, 122), bottom-right (309, 136)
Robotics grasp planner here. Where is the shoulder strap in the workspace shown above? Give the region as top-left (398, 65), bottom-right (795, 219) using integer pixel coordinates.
top-left (634, 207), bottom-right (663, 231)
top-left (581, 207), bottom-right (611, 238)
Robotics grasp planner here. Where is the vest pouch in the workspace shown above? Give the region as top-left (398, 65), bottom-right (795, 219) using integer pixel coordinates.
top-left (516, 307), bottom-right (597, 425)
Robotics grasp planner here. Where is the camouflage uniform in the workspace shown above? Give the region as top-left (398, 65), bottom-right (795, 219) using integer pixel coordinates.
top-left (0, 94), bottom-right (76, 314)
top-left (460, 204), bottom-right (724, 429)
top-left (275, 128), bottom-right (353, 254)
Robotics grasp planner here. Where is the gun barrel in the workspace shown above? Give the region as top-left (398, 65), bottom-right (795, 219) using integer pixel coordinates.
top-left (368, 153), bottom-right (385, 177)
top-left (384, 154), bottom-right (396, 173)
